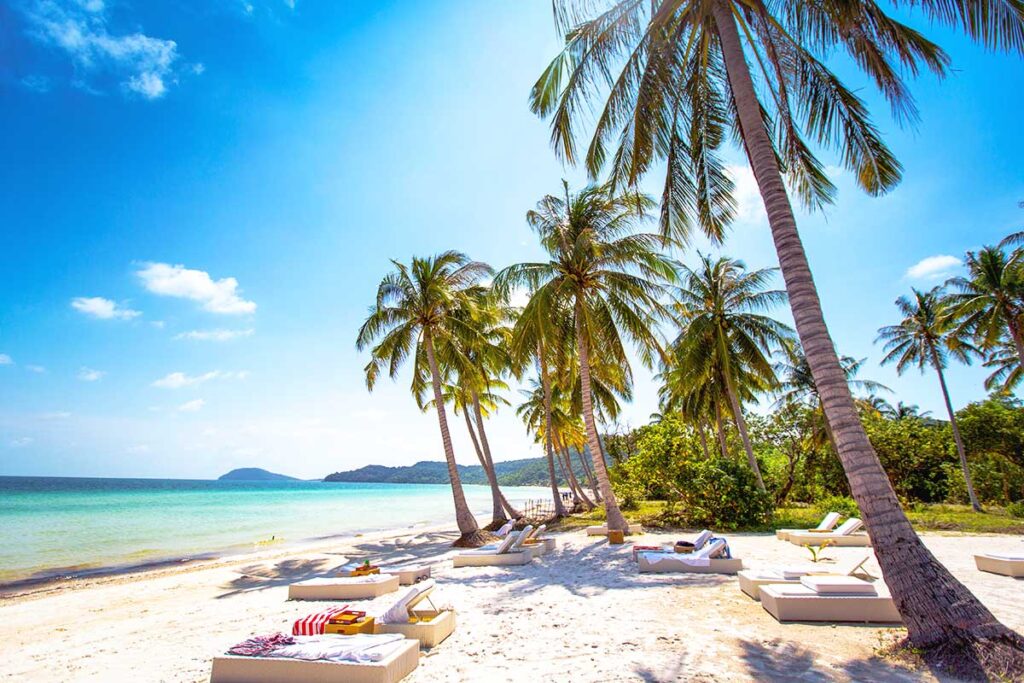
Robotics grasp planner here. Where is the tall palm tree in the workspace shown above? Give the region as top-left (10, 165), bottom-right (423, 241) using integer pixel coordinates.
top-left (670, 254), bottom-right (793, 490)
top-left (983, 339), bottom-right (1024, 393)
top-left (495, 182), bottom-right (675, 533)
top-left (947, 245), bottom-right (1024, 368)
top-left (531, 0), bottom-right (1024, 667)
top-left (357, 252), bottom-right (493, 546)
top-left (894, 402), bottom-right (931, 421)
top-left (877, 288), bottom-right (983, 512)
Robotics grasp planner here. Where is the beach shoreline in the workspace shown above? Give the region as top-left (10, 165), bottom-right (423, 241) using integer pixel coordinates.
top-left (3, 526), bottom-right (1023, 682)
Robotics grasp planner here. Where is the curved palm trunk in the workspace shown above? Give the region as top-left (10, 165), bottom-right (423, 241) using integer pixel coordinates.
top-left (463, 408), bottom-right (507, 526)
top-left (574, 298), bottom-right (628, 532)
top-left (930, 349), bottom-right (982, 512)
top-left (560, 443), bottom-right (595, 509)
top-left (539, 345), bottom-right (567, 517)
top-left (1006, 315), bottom-right (1024, 370)
top-left (714, 401), bottom-right (729, 459)
top-left (577, 447), bottom-right (601, 501)
top-left (471, 392), bottom-right (520, 519)
top-left (697, 421), bottom-right (711, 459)
top-left (424, 333), bottom-right (484, 545)
top-left (722, 369), bottom-right (766, 491)
top-left (713, 0), bottom-right (1023, 666)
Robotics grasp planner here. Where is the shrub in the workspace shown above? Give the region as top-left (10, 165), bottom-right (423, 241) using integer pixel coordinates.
top-left (1008, 501), bottom-right (1024, 519)
top-left (944, 453), bottom-right (1024, 506)
top-left (814, 494), bottom-right (860, 519)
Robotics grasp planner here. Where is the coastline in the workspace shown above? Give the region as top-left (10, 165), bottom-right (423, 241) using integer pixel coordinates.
top-left (3, 526), bottom-right (1023, 682)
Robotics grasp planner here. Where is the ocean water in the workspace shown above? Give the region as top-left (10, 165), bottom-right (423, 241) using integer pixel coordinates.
top-left (0, 476), bottom-right (552, 587)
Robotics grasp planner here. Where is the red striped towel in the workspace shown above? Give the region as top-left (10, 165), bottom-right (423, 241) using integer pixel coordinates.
top-left (292, 605), bottom-right (350, 636)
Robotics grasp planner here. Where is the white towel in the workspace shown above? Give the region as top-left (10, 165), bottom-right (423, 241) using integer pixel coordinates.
top-left (645, 552), bottom-right (711, 568)
top-left (271, 634), bottom-right (406, 662)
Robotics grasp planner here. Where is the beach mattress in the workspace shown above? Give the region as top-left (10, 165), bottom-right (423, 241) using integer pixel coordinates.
top-left (452, 549), bottom-right (532, 568)
top-left (210, 637), bottom-right (420, 683)
top-left (787, 532), bottom-right (871, 547)
top-left (738, 570), bottom-right (798, 599)
top-left (524, 538), bottom-right (556, 557)
top-left (975, 554), bottom-right (1024, 577)
top-left (758, 584), bottom-right (901, 623)
top-left (638, 552), bottom-right (743, 574)
top-left (585, 524), bottom-right (643, 537)
top-left (289, 575), bottom-right (400, 601)
top-left (383, 565), bottom-right (431, 585)
top-left (377, 609), bottom-right (456, 648)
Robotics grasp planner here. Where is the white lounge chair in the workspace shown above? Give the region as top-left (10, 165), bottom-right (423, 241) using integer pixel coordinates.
top-left (758, 575), bottom-right (901, 623)
top-left (775, 512), bottom-right (841, 541)
top-left (288, 573), bottom-right (401, 601)
top-left (787, 518), bottom-right (870, 547)
top-left (738, 552), bottom-right (872, 600)
top-left (630, 530), bottom-right (712, 562)
top-left (638, 538), bottom-right (743, 574)
top-left (381, 564), bottom-right (431, 585)
top-left (522, 524), bottom-right (555, 556)
top-left (374, 579), bottom-right (456, 648)
top-left (452, 526), bottom-right (533, 568)
top-left (211, 633), bottom-right (420, 683)
top-left (494, 520), bottom-right (515, 537)
top-left (974, 553), bottom-right (1024, 577)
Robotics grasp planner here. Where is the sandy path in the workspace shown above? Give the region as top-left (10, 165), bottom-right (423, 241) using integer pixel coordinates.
top-left (1, 528), bottom-right (1021, 682)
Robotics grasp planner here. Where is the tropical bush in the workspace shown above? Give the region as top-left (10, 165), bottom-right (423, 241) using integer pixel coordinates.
top-left (815, 495), bottom-right (860, 519)
top-left (1008, 501), bottom-right (1024, 519)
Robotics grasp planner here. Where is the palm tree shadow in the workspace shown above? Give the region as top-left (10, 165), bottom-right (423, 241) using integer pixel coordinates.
top-left (737, 637), bottom-right (923, 682)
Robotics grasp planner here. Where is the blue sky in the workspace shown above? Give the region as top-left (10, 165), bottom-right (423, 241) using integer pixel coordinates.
top-left (0, 0), bottom-right (1022, 479)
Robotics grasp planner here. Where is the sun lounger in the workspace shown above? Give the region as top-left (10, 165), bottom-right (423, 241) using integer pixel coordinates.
top-left (775, 512), bottom-right (841, 541)
top-left (522, 524), bottom-right (555, 557)
top-left (758, 575), bottom-right (901, 623)
top-left (452, 526), bottom-right (533, 568)
top-left (738, 553), bottom-right (871, 600)
top-left (638, 538), bottom-right (743, 574)
top-left (787, 518), bottom-right (870, 547)
top-left (288, 574), bottom-right (401, 601)
top-left (382, 565), bottom-right (431, 585)
top-left (373, 579), bottom-right (456, 648)
top-left (494, 520), bottom-right (515, 537)
top-left (585, 523), bottom-right (643, 536)
top-left (631, 529), bottom-right (714, 562)
top-left (211, 633), bottom-right (420, 683)
top-left (974, 553), bottom-right (1024, 578)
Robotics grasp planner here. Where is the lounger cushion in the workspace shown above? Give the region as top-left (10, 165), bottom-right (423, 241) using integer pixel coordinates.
top-left (801, 575), bottom-right (876, 595)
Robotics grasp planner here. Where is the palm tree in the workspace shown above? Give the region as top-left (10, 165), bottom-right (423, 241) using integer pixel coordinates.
top-left (670, 255), bottom-right (793, 490)
top-left (894, 402), bottom-right (931, 421)
top-left (356, 252), bottom-right (493, 546)
top-left (531, 0), bottom-right (1024, 666)
top-left (877, 288), bottom-right (983, 512)
top-left (983, 340), bottom-right (1024, 393)
top-left (495, 182), bottom-right (675, 533)
top-left (947, 245), bottom-right (1024, 368)
top-left (858, 394), bottom-right (896, 419)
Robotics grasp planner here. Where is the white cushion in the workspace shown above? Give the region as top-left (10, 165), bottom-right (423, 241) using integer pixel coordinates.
top-left (801, 575), bottom-right (876, 595)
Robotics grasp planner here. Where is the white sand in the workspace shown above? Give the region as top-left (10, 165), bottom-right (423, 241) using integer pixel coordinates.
top-left (1, 527), bottom-right (1022, 682)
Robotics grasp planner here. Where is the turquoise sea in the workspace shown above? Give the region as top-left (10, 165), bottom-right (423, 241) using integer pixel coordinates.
top-left (0, 476), bottom-right (552, 587)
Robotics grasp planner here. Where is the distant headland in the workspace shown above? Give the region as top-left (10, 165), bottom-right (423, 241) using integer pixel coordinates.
top-left (217, 468), bottom-right (300, 482)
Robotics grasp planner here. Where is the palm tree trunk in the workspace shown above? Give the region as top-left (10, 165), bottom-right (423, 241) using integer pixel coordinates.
top-left (539, 344), bottom-right (567, 517)
top-left (714, 401), bottom-right (729, 459)
top-left (574, 297), bottom-right (628, 532)
top-left (577, 445), bottom-right (601, 501)
top-left (931, 350), bottom-right (982, 512)
top-left (471, 392), bottom-right (520, 518)
top-left (463, 408), bottom-right (506, 526)
top-left (697, 421), bottom-right (711, 459)
top-left (424, 332), bottom-right (485, 545)
top-left (722, 369), bottom-right (767, 491)
top-left (560, 443), bottom-right (595, 509)
top-left (1007, 315), bottom-right (1024, 370)
top-left (712, 0), bottom-right (1022, 663)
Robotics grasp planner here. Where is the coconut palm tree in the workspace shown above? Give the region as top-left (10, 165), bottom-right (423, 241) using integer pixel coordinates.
top-left (877, 288), bottom-right (983, 512)
top-left (947, 245), bottom-right (1024, 368)
top-left (495, 182), bottom-right (675, 533)
top-left (670, 254), bottom-right (793, 490)
top-left (531, 0), bottom-right (1024, 666)
top-left (357, 252), bottom-right (493, 546)
top-left (894, 402), bottom-right (931, 421)
top-left (983, 340), bottom-right (1024, 393)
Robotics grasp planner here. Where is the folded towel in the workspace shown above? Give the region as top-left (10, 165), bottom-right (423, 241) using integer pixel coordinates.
top-left (644, 552), bottom-right (710, 568)
top-left (293, 605), bottom-right (351, 636)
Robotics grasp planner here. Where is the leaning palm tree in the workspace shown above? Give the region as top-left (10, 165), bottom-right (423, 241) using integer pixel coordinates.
top-left (356, 252), bottom-right (493, 546)
top-left (947, 245), bottom-right (1024, 368)
top-left (983, 339), bottom-right (1024, 393)
top-left (877, 288), bottom-right (983, 512)
top-left (671, 254), bottom-right (793, 490)
top-left (531, 0), bottom-right (1024, 669)
top-left (495, 182), bottom-right (675, 533)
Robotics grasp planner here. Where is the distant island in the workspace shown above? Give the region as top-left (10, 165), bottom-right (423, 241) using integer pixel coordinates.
top-left (324, 456), bottom-right (586, 487)
top-left (218, 467), bottom-right (299, 482)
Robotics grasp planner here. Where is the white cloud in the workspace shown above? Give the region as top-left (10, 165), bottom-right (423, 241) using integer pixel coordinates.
top-left (71, 296), bottom-right (141, 320)
top-left (9, 437), bottom-right (34, 448)
top-left (727, 165), bottom-right (767, 226)
top-left (151, 320), bottom-right (166, 329)
top-left (19, 0), bottom-right (184, 100)
top-left (27, 365), bottom-right (47, 373)
top-left (175, 328), bottom-right (254, 342)
top-left (152, 370), bottom-right (248, 389)
top-left (0, 354), bottom-right (12, 366)
top-left (77, 367), bottom-right (105, 381)
top-left (906, 255), bottom-right (962, 281)
top-left (178, 398), bottom-right (205, 413)
top-left (21, 74), bottom-right (52, 92)
top-left (137, 263), bottom-right (256, 314)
